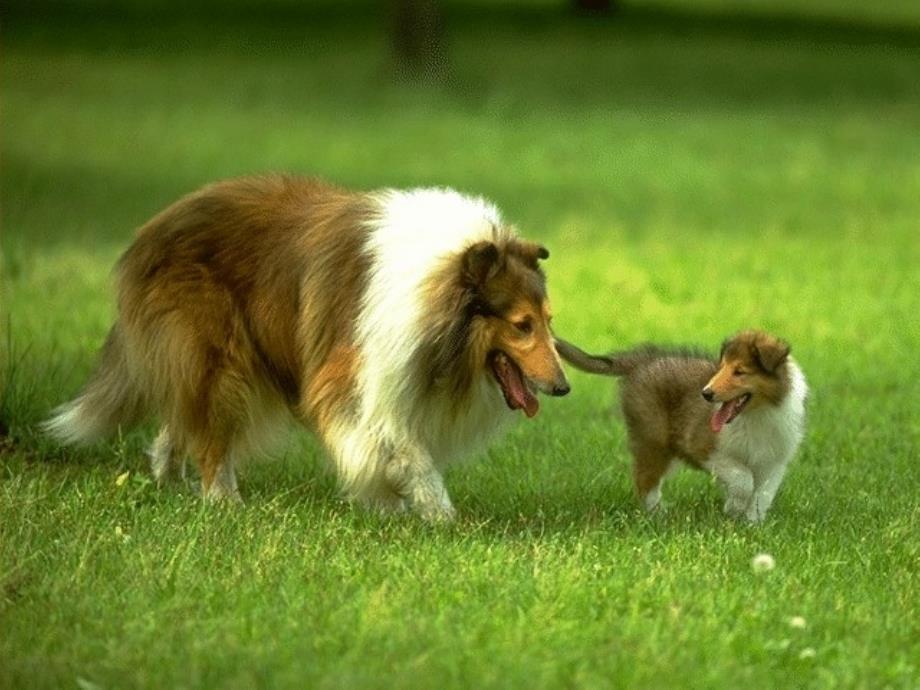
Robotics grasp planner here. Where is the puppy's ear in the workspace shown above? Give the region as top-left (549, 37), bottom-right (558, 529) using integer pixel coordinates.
top-left (513, 241), bottom-right (550, 269)
top-left (463, 241), bottom-right (501, 287)
top-left (752, 334), bottom-right (790, 373)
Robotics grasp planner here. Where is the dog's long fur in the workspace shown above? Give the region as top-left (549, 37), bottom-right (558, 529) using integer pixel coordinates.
top-left (44, 175), bottom-right (569, 519)
top-left (557, 331), bottom-right (807, 522)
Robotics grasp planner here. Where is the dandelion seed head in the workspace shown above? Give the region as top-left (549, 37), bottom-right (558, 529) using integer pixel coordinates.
top-left (751, 553), bottom-right (776, 573)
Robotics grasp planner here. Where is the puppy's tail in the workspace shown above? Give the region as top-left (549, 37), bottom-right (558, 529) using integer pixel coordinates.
top-left (43, 324), bottom-right (146, 445)
top-left (555, 338), bottom-right (668, 377)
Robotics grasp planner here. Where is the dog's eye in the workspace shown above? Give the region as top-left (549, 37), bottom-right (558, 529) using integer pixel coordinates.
top-left (513, 319), bottom-right (533, 335)
top-left (733, 367), bottom-right (745, 376)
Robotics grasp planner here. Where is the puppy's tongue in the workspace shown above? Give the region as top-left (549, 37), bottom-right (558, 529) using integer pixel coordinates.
top-left (710, 400), bottom-right (737, 433)
top-left (493, 353), bottom-right (540, 418)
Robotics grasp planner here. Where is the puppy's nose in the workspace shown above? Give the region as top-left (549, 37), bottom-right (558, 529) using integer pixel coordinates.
top-left (551, 383), bottom-right (571, 397)
top-left (701, 387), bottom-right (714, 402)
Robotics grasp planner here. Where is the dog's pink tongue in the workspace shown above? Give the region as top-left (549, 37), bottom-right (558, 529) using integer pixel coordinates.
top-left (710, 402), bottom-right (734, 433)
top-left (494, 353), bottom-right (540, 418)
top-left (507, 367), bottom-right (540, 418)
top-left (521, 388), bottom-right (539, 418)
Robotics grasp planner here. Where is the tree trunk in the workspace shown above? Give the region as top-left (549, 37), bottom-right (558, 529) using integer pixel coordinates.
top-left (391, 0), bottom-right (446, 80)
top-left (573, 0), bottom-right (615, 13)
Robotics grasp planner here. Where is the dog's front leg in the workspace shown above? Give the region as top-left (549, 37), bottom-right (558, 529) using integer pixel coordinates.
top-left (707, 455), bottom-right (754, 519)
top-left (745, 459), bottom-right (790, 523)
top-left (385, 449), bottom-right (456, 523)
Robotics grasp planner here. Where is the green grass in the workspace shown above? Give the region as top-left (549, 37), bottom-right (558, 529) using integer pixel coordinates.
top-left (2, 2), bottom-right (919, 688)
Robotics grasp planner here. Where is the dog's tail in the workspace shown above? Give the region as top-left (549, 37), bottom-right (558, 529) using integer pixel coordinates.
top-left (555, 338), bottom-right (669, 377)
top-left (43, 324), bottom-right (146, 445)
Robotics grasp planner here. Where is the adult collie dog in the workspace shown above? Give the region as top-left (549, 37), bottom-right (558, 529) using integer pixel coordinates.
top-left (556, 330), bottom-right (807, 522)
top-left (45, 176), bottom-right (570, 520)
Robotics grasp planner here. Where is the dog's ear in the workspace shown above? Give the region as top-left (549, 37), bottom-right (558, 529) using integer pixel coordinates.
top-left (752, 334), bottom-right (790, 373)
top-left (462, 241), bottom-right (501, 287)
top-left (513, 241), bottom-right (550, 269)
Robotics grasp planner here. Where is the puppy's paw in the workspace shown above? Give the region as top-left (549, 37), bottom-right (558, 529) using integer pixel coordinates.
top-left (744, 506), bottom-right (767, 524)
top-left (723, 496), bottom-right (748, 518)
top-left (642, 487), bottom-right (664, 513)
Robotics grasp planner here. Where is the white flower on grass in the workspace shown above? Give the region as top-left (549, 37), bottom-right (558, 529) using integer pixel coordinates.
top-left (115, 470), bottom-right (130, 487)
top-left (751, 553), bottom-right (776, 573)
top-left (789, 616), bottom-right (807, 629)
top-left (76, 677), bottom-right (104, 690)
top-left (798, 647), bottom-right (816, 660)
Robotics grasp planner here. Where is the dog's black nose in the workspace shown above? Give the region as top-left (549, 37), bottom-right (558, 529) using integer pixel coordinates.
top-left (552, 383), bottom-right (571, 397)
top-left (701, 387), bottom-right (714, 402)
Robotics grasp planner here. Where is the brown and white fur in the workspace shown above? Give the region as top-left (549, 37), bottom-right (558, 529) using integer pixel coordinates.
top-left (44, 175), bottom-right (570, 520)
top-left (556, 331), bottom-right (807, 522)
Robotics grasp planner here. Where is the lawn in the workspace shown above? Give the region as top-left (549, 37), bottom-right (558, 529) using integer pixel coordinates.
top-left (2, 1), bottom-right (919, 688)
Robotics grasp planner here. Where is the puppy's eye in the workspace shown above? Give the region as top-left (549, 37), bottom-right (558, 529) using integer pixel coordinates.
top-left (733, 367), bottom-right (745, 376)
top-left (513, 319), bottom-right (533, 335)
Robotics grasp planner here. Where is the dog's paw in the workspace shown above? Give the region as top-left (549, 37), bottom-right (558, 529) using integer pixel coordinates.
top-left (369, 493), bottom-right (409, 515)
top-left (202, 480), bottom-right (243, 504)
top-left (642, 487), bottom-right (664, 513)
top-left (723, 496), bottom-right (748, 518)
top-left (416, 503), bottom-right (456, 523)
top-left (744, 506), bottom-right (767, 524)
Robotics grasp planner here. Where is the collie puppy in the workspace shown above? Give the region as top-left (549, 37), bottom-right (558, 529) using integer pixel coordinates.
top-left (44, 175), bottom-right (570, 520)
top-left (556, 330), bottom-right (807, 522)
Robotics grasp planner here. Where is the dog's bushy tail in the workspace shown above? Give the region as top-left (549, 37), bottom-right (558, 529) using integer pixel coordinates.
top-left (555, 338), bottom-right (671, 377)
top-left (43, 324), bottom-right (146, 444)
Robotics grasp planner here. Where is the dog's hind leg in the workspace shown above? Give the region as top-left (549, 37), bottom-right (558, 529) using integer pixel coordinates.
top-left (206, 460), bottom-right (241, 503)
top-left (167, 346), bottom-right (250, 504)
top-left (196, 440), bottom-right (242, 503)
top-left (385, 449), bottom-right (455, 523)
top-left (632, 442), bottom-right (673, 513)
top-left (148, 425), bottom-right (189, 485)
